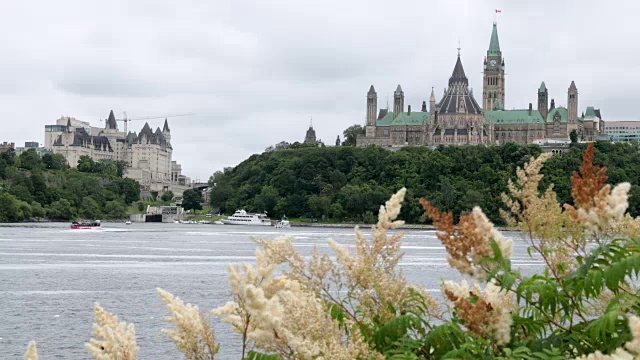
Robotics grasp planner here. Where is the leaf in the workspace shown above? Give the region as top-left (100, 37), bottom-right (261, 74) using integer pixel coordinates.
top-left (245, 351), bottom-right (281, 360)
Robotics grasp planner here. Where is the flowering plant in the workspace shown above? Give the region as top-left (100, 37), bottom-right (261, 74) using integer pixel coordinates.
top-left (23, 145), bottom-right (640, 359)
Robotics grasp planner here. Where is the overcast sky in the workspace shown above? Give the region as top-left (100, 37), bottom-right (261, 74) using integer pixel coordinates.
top-left (2, 0), bottom-right (639, 180)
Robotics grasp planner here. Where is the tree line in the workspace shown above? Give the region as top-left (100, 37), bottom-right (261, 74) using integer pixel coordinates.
top-left (0, 150), bottom-right (140, 222)
top-left (209, 142), bottom-right (640, 224)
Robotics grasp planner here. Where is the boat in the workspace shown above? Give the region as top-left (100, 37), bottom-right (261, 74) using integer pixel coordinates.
top-left (125, 220), bottom-right (132, 225)
top-left (274, 216), bottom-right (291, 228)
top-left (213, 220), bottom-right (224, 225)
top-left (197, 220), bottom-right (210, 224)
top-left (221, 210), bottom-right (272, 226)
top-left (71, 220), bottom-right (101, 229)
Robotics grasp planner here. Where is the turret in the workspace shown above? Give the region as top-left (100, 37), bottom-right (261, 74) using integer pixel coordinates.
top-left (568, 81), bottom-right (578, 124)
top-left (538, 82), bottom-right (549, 119)
top-left (162, 118), bottom-right (171, 143)
top-left (429, 87), bottom-right (436, 112)
top-left (366, 85), bottom-right (377, 138)
top-left (393, 85), bottom-right (404, 119)
top-left (106, 110), bottom-right (118, 130)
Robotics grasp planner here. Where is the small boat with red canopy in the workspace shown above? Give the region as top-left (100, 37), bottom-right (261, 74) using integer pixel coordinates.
top-left (71, 220), bottom-right (101, 229)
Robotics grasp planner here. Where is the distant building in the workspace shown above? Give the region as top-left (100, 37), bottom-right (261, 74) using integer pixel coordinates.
top-left (44, 110), bottom-right (191, 193)
top-left (357, 22), bottom-right (603, 147)
top-left (14, 141), bottom-right (51, 156)
top-left (603, 121), bottom-right (640, 142)
top-left (335, 135), bottom-right (340, 146)
top-left (0, 142), bottom-right (15, 153)
top-left (304, 120), bottom-right (317, 144)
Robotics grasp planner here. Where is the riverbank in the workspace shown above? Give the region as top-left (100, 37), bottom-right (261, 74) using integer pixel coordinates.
top-left (291, 222), bottom-right (436, 230)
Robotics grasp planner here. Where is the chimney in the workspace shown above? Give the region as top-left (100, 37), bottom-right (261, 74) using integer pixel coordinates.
top-left (528, 103), bottom-right (532, 116)
top-left (421, 101), bottom-right (427, 112)
top-left (408, 105), bottom-right (411, 115)
top-left (550, 98), bottom-right (556, 110)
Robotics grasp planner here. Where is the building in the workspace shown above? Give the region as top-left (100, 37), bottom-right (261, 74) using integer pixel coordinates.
top-left (357, 23), bottom-right (603, 147)
top-left (45, 110), bottom-right (191, 194)
top-left (603, 121), bottom-right (640, 142)
top-left (14, 142), bottom-right (52, 156)
top-left (0, 142), bottom-right (15, 153)
top-left (303, 120), bottom-right (317, 144)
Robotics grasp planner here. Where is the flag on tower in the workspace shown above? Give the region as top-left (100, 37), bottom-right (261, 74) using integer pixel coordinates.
top-left (495, 9), bottom-right (502, 13)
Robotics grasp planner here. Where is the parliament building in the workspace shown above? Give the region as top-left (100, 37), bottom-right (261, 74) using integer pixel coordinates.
top-left (357, 23), bottom-right (604, 147)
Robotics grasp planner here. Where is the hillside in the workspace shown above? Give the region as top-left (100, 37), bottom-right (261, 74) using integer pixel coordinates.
top-left (210, 142), bottom-right (640, 224)
top-left (0, 150), bottom-right (140, 222)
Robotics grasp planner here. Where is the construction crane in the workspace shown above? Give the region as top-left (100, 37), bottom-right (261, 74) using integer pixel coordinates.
top-left (102, 112), bottom-right (195, 133)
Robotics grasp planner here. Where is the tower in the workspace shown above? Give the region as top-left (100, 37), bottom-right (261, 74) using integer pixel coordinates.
top-left (568, 81), bottom-right (578, 124)
top-left (429, 87), bottom-right (436, 112)
top-left (393, 85), bottom-right (404, 119)
top-left (366, 85), bottom-right (377, 138)
top-left (106, 110), bottom-right (118, 130)
top-left (538, 82), bottom-right (549, 119)
top-left (483, 22), bottom-right (505, 111)
top-left (304, 118), bottom-right (316, 144)
top-left (162, 118), bottom-right (171, 144)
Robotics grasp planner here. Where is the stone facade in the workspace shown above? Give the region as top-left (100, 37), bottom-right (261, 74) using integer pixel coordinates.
top-left (0, 142), bottom-right (15, 153)
top-left (357, 23), bottom-right (603, 147)
top-left (46, 111), bottom-right (188, 192)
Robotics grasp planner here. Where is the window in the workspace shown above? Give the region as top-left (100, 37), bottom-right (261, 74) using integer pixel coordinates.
top-left (383, 129), bottom-right (389, 135)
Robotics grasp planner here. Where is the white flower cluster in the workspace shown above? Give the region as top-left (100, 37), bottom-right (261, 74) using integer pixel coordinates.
top-left (85, 303), bottom-right (138, 360)
top-left (442, 280), bottom-right (514, 346)
top-left (575, 183), bottom-right (631, 234)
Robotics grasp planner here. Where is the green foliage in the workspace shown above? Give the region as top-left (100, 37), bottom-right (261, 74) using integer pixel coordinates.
top-left (0, 153), bottom-right (141, 222)
top-left (342, 124), bottom-right (365, 146)
top-left (182, 189), bottom-right (203, 212)
top-left (570, 129), bottom-right (579, 144)
top-left (211, 143), bottom-right (640, 222)
top-left (17, 149), bottom-right (43, 170)
top-left (161, 191), bottom-right (174, 202)
top-left (47, 199), bottom-right (75, 220)
top-left (245, 351), bottom-right (281, 360)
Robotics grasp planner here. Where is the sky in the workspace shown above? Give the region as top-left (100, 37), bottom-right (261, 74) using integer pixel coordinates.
top-left (1, 0), bottom-right (639, 180)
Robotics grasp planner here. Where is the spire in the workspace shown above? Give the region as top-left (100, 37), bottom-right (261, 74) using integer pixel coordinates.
top-left (162, 118), bottom-right (170, 132)
top-left (430, 87), bottom-right (436, 102)
top-left (569, 80), bottom-right (577, 91)
top-left (394, 84), bottom-right (403, 95)
top-left (448, 55), bottom-right (468, 87)
top-left (538, 81), bottom-right (547, 93)
top-left (66, 118), bottom-right (71, 128)
top-left (487, 22), bottom-right (501, 57)
top-left (368, 85), bottom-right (376, 94)
top-left (106, 110), bottom-right (117, 129)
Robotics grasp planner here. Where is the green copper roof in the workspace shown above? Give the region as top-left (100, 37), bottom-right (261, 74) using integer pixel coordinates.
top-left (376, 112), bottom-right (395, 127)
top-left (584, 106), bottom-right (596, 118)
top-left (394, 84), bottom-right (403, 95)
top-left (376, 111), bottom-right (430, 127)
top-left (485, 110), bottom-right (544, 124)
top-left (538, 81), bottom-right (547, 92)
top-left (546, 107), bottom-right (568, 123)
top-left (390, 112), bottom-right (429, 126)
top-left (487, 23), bottom-right (501, 56)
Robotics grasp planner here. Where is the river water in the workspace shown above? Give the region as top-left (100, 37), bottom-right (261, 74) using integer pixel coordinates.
top-left (0, 223), bottom-right (542, 359)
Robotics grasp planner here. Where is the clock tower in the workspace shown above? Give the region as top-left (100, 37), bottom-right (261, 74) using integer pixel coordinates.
top-left (483, 22), bottom-right (505, 111)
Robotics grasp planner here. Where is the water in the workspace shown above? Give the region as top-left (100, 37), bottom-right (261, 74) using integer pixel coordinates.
top-left (0, 223), bottom-right (541, 359)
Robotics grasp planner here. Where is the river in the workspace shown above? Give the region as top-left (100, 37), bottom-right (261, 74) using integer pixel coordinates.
top-left (0, 222), bottom-right (542, 359)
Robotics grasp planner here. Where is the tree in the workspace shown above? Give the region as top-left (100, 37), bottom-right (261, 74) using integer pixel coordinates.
top-left (0, 193), bottom-right (21, 222)
top-left (43, 153), bottom-right (68, 170)
top-left (77, 156), bottom-right (95, 173)
top-left (104, 200), bottom-right (126, 219)
top-left (182, 188), bottom-right (203, 212)
top-left (18, 149), bottom-right (43, 170)
top-left (161, 191), bottom-right (174, 202)
top-left (255, 186), bottom-right (279, 216)
top-left (570, 129), bottom-right (578, 144)
top-left (47, 199), bottom-right (74, 220)
top-left (80, 197), bottom-right (101, 220)
top-left (341, 124), bottom-right (365, 146)
top-left (308, 195), bottom-right (331, 219)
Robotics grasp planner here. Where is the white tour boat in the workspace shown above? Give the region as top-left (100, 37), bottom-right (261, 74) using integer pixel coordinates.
top-left (221, 210), bottom-right (272, 226)
top-left (274, 216), bottom-right (291, 228)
